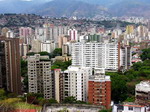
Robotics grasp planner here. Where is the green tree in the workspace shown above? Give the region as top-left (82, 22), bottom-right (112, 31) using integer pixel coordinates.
top-left (76, 100), bottom-right (87, 104)
top-left (140, 48), bottom-right (150, 61)
top-left (106, 72), bottom-right (128, 103)
top-left (23, 76), bottom-right (28, 92)
top-left (21, 59), bottom-right (27, 77)
top-left (51, 60), bottom-right (71, 71)
top-left (21, 59), bottom-right (28, 92)
top-left (132, 62), bottom-right (143, 71)
top-left (26, 52), bottom-right (35, 56)
top-left (39, 51), bottom-right (49, 56)
top-left (125, 96), bottom-right (135, 102)
top-left (0, 98), bottom-right (20, 112)
top-left (53, 48), bottom-right (62, 56)
top-left (49, 98), bottom-right (58, 104)
top-left (0, 89), bottom-right (6, 100)
top-left (63, 96), bottom-right (77, 104)
top-left (99, 109), bottom-right (111, 112)
top-left (106, 48), bottom-right (150, 103)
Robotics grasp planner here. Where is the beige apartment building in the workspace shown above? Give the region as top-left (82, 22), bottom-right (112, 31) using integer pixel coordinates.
top-left (28, 54), bottom-right (52, 99)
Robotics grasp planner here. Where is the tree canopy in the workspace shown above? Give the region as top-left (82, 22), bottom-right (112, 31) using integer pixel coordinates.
top-left (51, 60), bottom-right (71, 71)
top-left (105, 48), bottom-right (150, 103)
top-left (107, 58), bottom-right (150, 103)
top-left (140, 48), bottom-right (150, 61)
top-left (62, 96), bottom-right (87, 104)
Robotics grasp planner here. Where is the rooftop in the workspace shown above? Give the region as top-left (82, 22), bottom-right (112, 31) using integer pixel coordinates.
top-left (42, 104), bottom-right (103, 112)
top-left (64, 66), bottom-right (91, 72)
top-left (136, 81), bottom-right (150, 92)
top-left (89, 74), bottom-right (111, 82)
top-left (123, 102), bottom-right (145, 108)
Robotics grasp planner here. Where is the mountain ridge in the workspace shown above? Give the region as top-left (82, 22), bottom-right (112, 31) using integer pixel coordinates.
top-left (0, 0), bottom-right (150, 17)
top-left (109, 0), bottom-right (150, 17)
top-left (28, 0), bottom-right (109, 18)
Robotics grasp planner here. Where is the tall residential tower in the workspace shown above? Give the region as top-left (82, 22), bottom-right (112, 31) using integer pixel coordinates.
top-left (0, 36), bottom-right (21, 95)
top-left (28, 54), bottom-right (52, 99)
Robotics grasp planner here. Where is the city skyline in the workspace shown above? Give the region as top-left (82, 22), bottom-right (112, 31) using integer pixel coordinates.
top-left (0, 0), bottom-right (150, 111)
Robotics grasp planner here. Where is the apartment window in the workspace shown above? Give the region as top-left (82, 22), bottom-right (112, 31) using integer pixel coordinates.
top-left (128, 107), bottom-right (133, 111)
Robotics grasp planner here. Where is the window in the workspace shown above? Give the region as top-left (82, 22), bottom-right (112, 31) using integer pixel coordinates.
top-left (128, 107), bottom-right (133, 110)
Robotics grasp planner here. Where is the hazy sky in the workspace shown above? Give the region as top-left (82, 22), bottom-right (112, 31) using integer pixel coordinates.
top-left (0, 0), bottom-right (52, 2)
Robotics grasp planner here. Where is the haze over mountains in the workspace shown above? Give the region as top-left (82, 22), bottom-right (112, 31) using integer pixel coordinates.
top-left (1, 0), bottom-right (150, 17)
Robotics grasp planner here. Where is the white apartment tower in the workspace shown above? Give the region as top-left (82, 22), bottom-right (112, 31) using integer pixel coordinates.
top-left (63, 66), bottom-right (92, 102)
top-left (72, 42), bottom-right (118, 71)
top-left (41, 40), bottom-right (56, 53)
top-left (28, 54), bottom-right (52, 99)
top-left (71, 42), bottom-right (131, 71)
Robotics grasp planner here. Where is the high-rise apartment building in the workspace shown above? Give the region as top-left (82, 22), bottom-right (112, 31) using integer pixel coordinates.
top-left (137, 25), bottom-right (148, 38)
top-left (72, 42), bottom-right (131, 71)
top-left (41, 40), bottom-right (56, 53)
top-left (0, 36), bottom-right (21, 95)
top-left (88, 34), bottom-right (102, 42)
top-left (63, 66), bottom-right (92, 102)
top-left (88, 73), bottom-right (111, 109)
top-left (120, 45), bottom-right (132, 70)
top-left (19, 27), bottom-right (34, 44)
top-left (58, 35), bottom-right (69, 48)
top-left (72, 42), bottom-right (118, 71)
top-left (126, 25), bottom-right (134, 34)
top-left (51, 69), bottom-right (64, 103)
top-left (68, 29), bottom-right (78, 41)
top-left (28, 54), bottom-right (52, 99)
top-left (62, 42), bottom-right (73, 56)
top-left (19, 43), bottom-right (30, 57)
top-left (31, 39), bottom-right (41, 53)
top-left (35, 26), bottom-right (69, 43)
top-left (19, 27), bottom-right (33, 38)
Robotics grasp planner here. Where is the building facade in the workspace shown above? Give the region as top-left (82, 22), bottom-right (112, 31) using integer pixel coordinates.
top-left (35, 26), bottom-right (69, 43)
top-left (88, 73), bottom-right (111, 109)
top-left (41, 40), bottom-right (56, 53)
top-left (120, 45), bottom-right (132, 70)
top-left (51, 69), bottom-right (64, 103)
top-left (113, 103), bottom-right (146, 112)
top-left (63, 66), bottom-right (92, 102)
top-left (135, 81), bottom-right (150, 106)
top-left (31, 39), bottom-right (41, 53)
top-left (68, 29), bottom-right (78, 41)
top-left (28, 54), bottom-right (52, 99)
top-left (0, 37), bottom-right (21, 95)
top-left (58, 35), bottom-right (69, 48)
top-left (72, 42), bottom-right (118, 71)
top-left (19, 43), bottom-right (30, 57)
top-left (71, 42), bottom-right (131, 71)
top-left (19, 27), bottom-right (34, 44)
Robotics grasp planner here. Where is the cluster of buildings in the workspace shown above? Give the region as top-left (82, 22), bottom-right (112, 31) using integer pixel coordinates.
top-left (112, 25), bottom-right (150, 45)
top-left (0, 17), bottom-right (150, 112)
top-left (27, 54), bottom-right (111, 109)
top-left (24, 23), bottom-right (134, 110)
